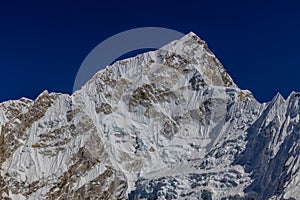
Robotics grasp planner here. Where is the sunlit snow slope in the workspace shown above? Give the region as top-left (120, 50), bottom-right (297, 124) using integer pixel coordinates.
top-left (0, 32), bottom-right (299, 200)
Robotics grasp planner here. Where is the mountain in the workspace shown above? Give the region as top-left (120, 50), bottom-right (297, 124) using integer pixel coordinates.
top-left (0, 32), bottom-right (299, 200)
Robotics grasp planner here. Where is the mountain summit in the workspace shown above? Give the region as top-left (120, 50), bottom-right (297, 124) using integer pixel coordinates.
top-left (0, 33), bottom-right (299, 199)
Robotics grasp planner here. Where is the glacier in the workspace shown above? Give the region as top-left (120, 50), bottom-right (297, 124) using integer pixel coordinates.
top-left (0, 32), bottom-right (299, 199)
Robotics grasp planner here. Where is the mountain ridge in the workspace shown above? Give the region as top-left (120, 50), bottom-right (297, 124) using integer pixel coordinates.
top-left (0, 32), bottom-right (299, 199)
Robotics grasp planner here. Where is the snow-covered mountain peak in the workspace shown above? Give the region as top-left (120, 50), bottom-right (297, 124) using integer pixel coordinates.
top-left (159, 32), bottom-right (237, 88)
top-left (83, 32), bottom-right (238, 97)
top-left (0, 32), bottom-right (299, 199)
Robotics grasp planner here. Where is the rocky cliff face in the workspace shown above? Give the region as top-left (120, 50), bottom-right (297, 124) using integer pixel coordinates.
top-left (0, 32), bottom-right (299, 199)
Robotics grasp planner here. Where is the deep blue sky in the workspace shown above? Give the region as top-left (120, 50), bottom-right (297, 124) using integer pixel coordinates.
top-left (0, 1), bottom-right (300, 103)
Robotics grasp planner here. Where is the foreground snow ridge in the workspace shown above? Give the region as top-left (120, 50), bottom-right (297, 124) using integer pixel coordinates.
top-left (0, 32), bottom-right (299, 200)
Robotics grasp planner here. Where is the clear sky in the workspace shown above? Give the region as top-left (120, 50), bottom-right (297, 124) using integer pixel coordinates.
top-left (0, 1), bottom-right (300, 103)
